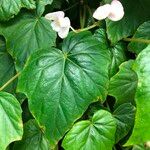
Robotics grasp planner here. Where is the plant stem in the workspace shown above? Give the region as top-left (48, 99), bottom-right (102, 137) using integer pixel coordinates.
top-left (124, 38), bottom-right (150, 44)
top-left (0, 72), bottom-right (20, 91)
top-left (72, 21), bottom-right (100, 33)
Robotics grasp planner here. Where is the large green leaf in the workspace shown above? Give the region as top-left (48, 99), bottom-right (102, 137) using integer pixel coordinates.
top-left (18, 31), bottom-right (110, 147)
top-left (113, 103), bottom-right (135, 143)
top-left (94, 28), bottom-right (127, 77)
top-left (0, 37), bottom-right (16, 93)
top-left (1, 13), bottom-right (56, 70)
top-left (126, 45), bottom-right (150, 145)
top-left (62, 110), bottom-right (116, 150)
top-left (0, 0), bottom-right (35, 21)
top-left (13, 119), bottom-right (50, 150)
top-left (0, 92), bottom-right (23, 150)
top-left (105, 0), bottom-right (150, 43)
top-left (109, 60), bottom-right (138, 105)
top-left (128, 21), bottom-right (150, 54)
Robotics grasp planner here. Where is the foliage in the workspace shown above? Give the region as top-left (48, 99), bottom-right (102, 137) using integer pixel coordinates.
top-left (0, 0), bottom-right (150, 150)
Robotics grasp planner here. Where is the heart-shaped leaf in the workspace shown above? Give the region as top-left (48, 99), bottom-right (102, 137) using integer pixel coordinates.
top-left (62, 110), bottom-right (116, 150)
top-left (18, 31), bottom-right (110, 147)
top-left (0, 92), bottom-right (23, 150)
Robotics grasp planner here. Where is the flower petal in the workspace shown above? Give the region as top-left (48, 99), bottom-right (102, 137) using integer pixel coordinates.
top-left (93, 4), bottom-right (111, 20)
top-left (58, 27), bottom-right (70, 39)
top-left (108, 0), bottom-right (124, 21)
top-left (45, 11), bottom-right (65, 21)
top-left (51, 21), bottom-right (61, 32)
top-left (58, 17), bottom-right (71, 28)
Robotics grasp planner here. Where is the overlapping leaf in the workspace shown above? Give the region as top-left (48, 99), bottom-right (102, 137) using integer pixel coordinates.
top-left (0, 92), bottom-right (23, 150)
top-left (109, 60), bottom-right (138, 105)
top-left (13, 119), bottom-right (49, 150)
top-left (105, 0), bottom-right (150, 43)
top-left (18, 31), bottom-right (110, 147)
top-left (94, 29), bottom-right (127, 77)
top-left (113, 103), bottom-right (135, 143)
top-left (128, 21), bottom-right (150, 54)
top-left (126, 45), bottom-right (150, 145)
top-left (1, 13), bottom-right (56, 70)
top-left (62, 110), bottom-right (116, 150)
top-left (0, 0), bottom-right (35, 21)
top-left (0, 37), bottom-right (16, 93)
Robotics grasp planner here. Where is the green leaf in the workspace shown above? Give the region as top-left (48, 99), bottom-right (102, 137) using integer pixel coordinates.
top-left (18, 31), bottom-right (110, 147)
top-left (128, 21), bottom-right (150, 54)
top-left (0, 0), bottom-right (35, 21)
top-left (94, 28), bottom-right (127, 77)
top-left (125, 45), bottom-right (150, 145)
top-left (1, 13), bottom-right (56, 70)
top-left (36, 0), bottom-right (53, 16)
top-left (0, 37), bottom-right (16, 93)
top-left (62, 110), bottom-right (116, 150)
top-left (13, 119), bottom-right (50, 150)
top-left (109, 60), bottom-right (138, 105)
top-left (0, 92), bottom-right (23, 150)
top-left (105, 0), bottom-right (150, 43)
top-left (113, 103), bottom-right (135, 143)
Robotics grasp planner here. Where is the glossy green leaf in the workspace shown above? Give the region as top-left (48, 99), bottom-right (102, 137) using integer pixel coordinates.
top-left (109, 60), bottom-right (138, 105)
top-left (0, 92), bottom-right (23, 150)
top-left (0, 0), bottom-right (35, 21)
top-left (62, 110), bottom-right (116, 150)
top-left (18, 31), bottom-right (110, 147)
top-left (13, 119), bottom-right (50, 150)
top-left (105, 0), bottom-right (150, 43)
top-left (128, 21), bottom-right (150, 54)
top-left (0, 37), bottom-right (16, 93)
top-left (2, 13), bottom-right (56, 70)
top-left (126, 45), bottom-right (150, 145)
top-left (113, 103), bottom-right (135, 143)
top-left (94, 28), bottom-right (127, 77)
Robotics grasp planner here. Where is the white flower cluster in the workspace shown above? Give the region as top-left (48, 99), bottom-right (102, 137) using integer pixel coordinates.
top-left (93, 0), bottom-right (124, 21)
top-left (45, 0), bottom-right (124, 39)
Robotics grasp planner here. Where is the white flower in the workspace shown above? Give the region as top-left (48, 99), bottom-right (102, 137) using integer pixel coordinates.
top-left (93, 0), bottom-right (124, 21)
top-left (45, 11), bottom-right (71, 39)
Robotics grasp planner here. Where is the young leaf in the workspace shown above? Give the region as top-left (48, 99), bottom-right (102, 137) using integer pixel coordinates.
top-left (18, 31), bottom-right (110, 148)
top-left (0, 92), bottom-right (23, 150)
top-left (62, 110), bottom-right (116, 150)
top-left (0, 37), bottom-right (16, 93)
top-left (125, 45), bottom-right (150, 145)
top-left (113, 103), bottom-right (135, 143)
top-left (105, 0), bottom-right (150, 43)
top-left (94, 28), bottom-right (127, 77)
top-left (128, 21), bottom-right (150, 54)
top-left (13, 119), bottom-right (50, 150)
top-left (0, 0), bottom-right (35, 21)
top-left (1, 13), bottom-right (56, 70)
top-left (109, 60), bottom-right (138, 105)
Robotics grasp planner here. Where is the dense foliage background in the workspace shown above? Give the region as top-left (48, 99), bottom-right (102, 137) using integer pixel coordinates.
top-left (0, 0), bottom-right (150, 150)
